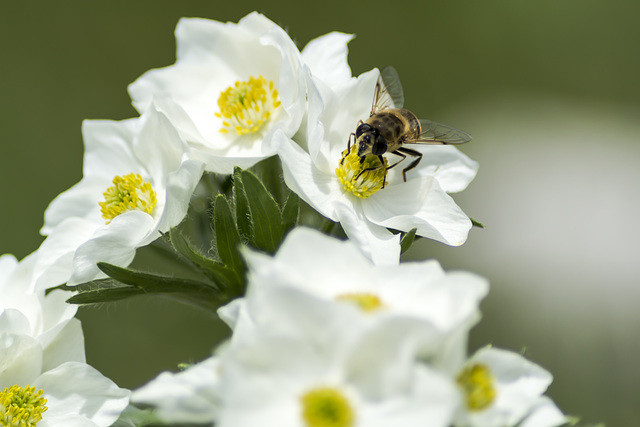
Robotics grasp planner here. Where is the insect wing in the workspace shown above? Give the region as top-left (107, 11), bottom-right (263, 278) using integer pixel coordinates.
top-left (371, 66), bottom-right (405, 115)
top-left (414, 119), bottom-right (472, 145)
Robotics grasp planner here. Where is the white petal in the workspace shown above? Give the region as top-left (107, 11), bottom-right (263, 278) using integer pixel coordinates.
top-left (519, 396), bottom-right (567, 427)
top-left (335, 201), bottom-right (401, 266)
top-left (403, 144), bottom-right (479, 193)
top-left (362, 365), bottom-right (458, 427)
top-left (81, 119), bottom-right (140, 179)
top-left (0, 254), bottom-right (18, 286)
top-left (34, 218), bottom-right (97, 290)
top-left (0, 333), bottom-right (42, 386)
top-left (67, 211), bottom-right (154, 285)
top-left (275, 129), bottom-right (344, 220)
top-left (133, 103), bottom-right (187, 181)
top-left (35, 361), bottom-right (130, 427)
top-left (155, 159), bottom-right (204, 233)
top-left (131, 357), bottom-right (221, 424)
top-left (302, 32), bottom-right (354, 87)
top-left (363, 176), bottom-right (471, 246)
top-left (41, 317), bottom-right (86, 371)
top-left (40, 177), bottom-right (103, 236)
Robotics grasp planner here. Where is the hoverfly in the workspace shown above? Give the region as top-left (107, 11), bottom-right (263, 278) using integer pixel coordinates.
top-left (343, 66), bottom-right (472, 187)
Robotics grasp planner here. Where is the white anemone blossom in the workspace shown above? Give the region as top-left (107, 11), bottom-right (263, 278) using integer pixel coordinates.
top-left (1, 361), bottom-right (130, 427)
top-left (274, 68), bottom-right (478, 265)
top-left (128, 12), bottom-right (316, 173)
top-left (216, 284), bottom-right (460, 427)
top-left (34, 104), bottom-right (204, 288)
top-left (0, 253), bottom-right (83, 385)
top-left (0, 254), bottom-right (130, 427)
top-left (452, 347), bottom-right (566, 427)
top-left (220, 227), bottom-right (488, 361)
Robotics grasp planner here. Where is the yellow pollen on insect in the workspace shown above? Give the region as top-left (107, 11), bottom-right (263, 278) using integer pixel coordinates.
top-left (335, 292), bottom-right (385, 313)
top-left (300, 387), bottom-right (355, 427)
top-left (456, 363), bottom-right (497, 412)
top-left (335, 145), bottom-right (388, 199)
top-left (99, 173), bottom-right (157, 224)
top-left (215, 75), bottom-right (281, 136)
top-left (0, 385), bottom-right (48, 427)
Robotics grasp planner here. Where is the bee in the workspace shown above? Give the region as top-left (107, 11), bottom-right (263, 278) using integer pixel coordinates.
top-left (343, 66), bottom-right (472, 187)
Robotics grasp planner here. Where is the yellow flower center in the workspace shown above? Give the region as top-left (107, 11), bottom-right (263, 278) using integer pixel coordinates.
top-left (300, 387), bottom-right (355, 427)
top-left (335, 292), bottom-right (385, 313)
top-left (0, 385), bottom-right (48, 427)
top-left (336, 145), bottom-right (388, 199)
top-left (215, 75), bottom-right (281, 136)
top-left (99, 173), bottom-right (157, 223)
top-left (456, 363), bottom-right (497, 411)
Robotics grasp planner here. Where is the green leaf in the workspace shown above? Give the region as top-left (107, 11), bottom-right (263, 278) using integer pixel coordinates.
top-left (400, 228), bottom-right (418, 254)
top-left (470, 217), bottom-right (486, 229)
top-left (233, 167), bottom-right (252, 241)
top-left (250, 155), bottom-right (286, 206)
top-left (281, 191), bottom-right (300, 233)
top-left (98, 262), bottom-right (222, 295)
top-left (67, 263), bottom-right (229, 311)
top-left (65, 278), bottom-right (146, 304)
top-left (167, 227), bottom-right (235, 291)
top-left (213, 194), bottom-right (245, 289)
top-left (241, 169), bottom-right (284, 254)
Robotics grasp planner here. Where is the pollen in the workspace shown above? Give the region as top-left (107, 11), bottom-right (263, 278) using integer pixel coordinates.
top-left (99, 173), bottom-right (157, 224)
top-left (0, 385), bottom-right (48, 427)
top-left (215, 75), bottom-right (281, 136)
top-left (456, 363), bottom-right (497, 412)
top-left (336, 292), bottom-right (385, 313)
top-left (335, 145), bottom-right (388, 199)
top-left (300, 387), bottom-right (355, 427)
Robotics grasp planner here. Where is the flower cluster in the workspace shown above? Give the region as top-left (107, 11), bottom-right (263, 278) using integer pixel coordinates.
top-left (2, 12), bottom-right (570, 427)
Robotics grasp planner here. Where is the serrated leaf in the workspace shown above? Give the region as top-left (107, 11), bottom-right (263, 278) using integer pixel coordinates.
top-left (98, 263), bottom-right (222, 296)
top-left (233, 167), bottom-right (252, 240)
top-left (213, 195), bottom-right (244, 288)
top-left (400, 228), bottom-right (418, 254)
top-left (241, 169), bottom-right (284, 254)
top-left (281, 191), bottom-right (300, 232)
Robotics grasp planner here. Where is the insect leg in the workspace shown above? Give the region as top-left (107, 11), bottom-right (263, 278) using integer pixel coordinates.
top-left (395, 147), bottom-right (423, 182)
top-left (341, 132), bottom-right (355, 165)
top-left (354, 155), bottom-right (390, 188)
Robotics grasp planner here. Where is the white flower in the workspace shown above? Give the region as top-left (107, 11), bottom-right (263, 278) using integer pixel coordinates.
top-left (35, 103), bottom-right (204, 287)
top-left (0, 255), bottom-right (130, 426)
top-left (0, 253), bottom-right (84, 387)
top-left (0, 361), bottom-right (130, 427)
top-left (220, 227), bottom-right (488, 360)
top-left (217, 286), bottom-right (459, 427)
top-left (131, 356), bottom-right (221, 425)
top-left (453, 347), bottom-right (561, 427)
top-left (128, 12), bottom-right (309, 173)
top-left (274, 68), bottom-right (478, 265)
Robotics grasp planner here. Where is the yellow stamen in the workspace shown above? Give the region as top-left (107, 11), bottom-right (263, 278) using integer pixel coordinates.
top-left (336, 145), bottom-right (388, 199)
top-left (99, 173), bottom-right (157, 224)
top-left (0, 385), bottom-right (48, 427)
top-left (300, 387), bottom-right (355, 427)
top-left (336, 293), bottom-right (385, 312)
top-left (456, 363), bottom-right (497, 411)
top-left (215, 75), bottom-right (280, 136)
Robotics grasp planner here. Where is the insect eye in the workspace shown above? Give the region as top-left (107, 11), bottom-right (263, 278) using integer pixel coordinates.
top-left (356, 123), bottom-right (372, 138)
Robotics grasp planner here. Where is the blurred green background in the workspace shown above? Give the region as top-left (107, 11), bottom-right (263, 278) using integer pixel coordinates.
top-left (2, 1), bottom-right (639, 425)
